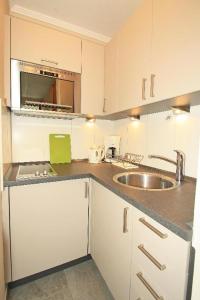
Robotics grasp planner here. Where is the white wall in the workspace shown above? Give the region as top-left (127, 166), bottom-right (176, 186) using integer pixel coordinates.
top-left (12, 114), bottom-right (114, 162)
top-left (12, 106), bottom-right (200, 178)
top-left (114, 106), bottom-right (200, 178)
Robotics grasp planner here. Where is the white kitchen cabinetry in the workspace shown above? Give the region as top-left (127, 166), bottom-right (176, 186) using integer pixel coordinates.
top-left (117, 0), bottom-right (152, 112)
top-left (105, 0), bottom-right (152, 113)
top-left (4, 15), bottom-right (10, 106)
top-left (11, 17), bottom-right (82, 73)
top-left (150, 0), bottom-right (200, 102)
top-left (2, 188), bottom-right (11, 283)
top-left (81, 40), bottom-right (105, 115)
top-left (104, 35), bottom-right (119, 114)
top-left (105, 0), bottom-right (200, 113)
top-left (91, 181), bottom-right (133, 300)
top-left (10, 179), bottom-right (89, 281)
top-left (131, 207), bottom-right (190, 300)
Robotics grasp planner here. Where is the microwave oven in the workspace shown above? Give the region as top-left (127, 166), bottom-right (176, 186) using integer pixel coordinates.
top-left (11, 59), bottom-right (81, 116)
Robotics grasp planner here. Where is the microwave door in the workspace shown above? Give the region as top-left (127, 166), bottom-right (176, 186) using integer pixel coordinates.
top-left (20, 72), bottom-right (74, 112)
top-left (20, 72), bottom-right (56, 106)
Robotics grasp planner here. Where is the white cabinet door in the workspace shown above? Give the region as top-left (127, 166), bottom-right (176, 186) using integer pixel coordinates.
top-left (2, 188), bottom-right (11, 283)
top-left (104, 35), bottom-right (119, 114)
top-left (11, 17), bottom-right (82, 73)
top-left (105, 0), bottom-right (152, 113)
top-left (81, 40), bottom-right (105, 115)
top-left (91, 181), bottom-right (132, 300)
top-left (151, 0), bottom-right (200, 102)
top-left (117, 0), bottom-right (152, 111)
top-left (4, 15), bottom-right (10, 107)
top-left (10, 179), bottom-right (89, 281)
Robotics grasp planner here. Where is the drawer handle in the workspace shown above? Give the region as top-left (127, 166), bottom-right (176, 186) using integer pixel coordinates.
top-left (123, 207), bottom-right (129, 233)
top-left (139, 218), bottom-right (168, 239)
top-left (41, 59), bottom-right (58, 65)
top-left (138, 244), bottom-right (166, 271)
top-left (137, 272), bottom-right (164, 300)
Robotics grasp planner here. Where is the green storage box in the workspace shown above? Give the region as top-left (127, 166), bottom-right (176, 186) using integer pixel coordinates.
top-left (49, 134), bottom-right (71, 164)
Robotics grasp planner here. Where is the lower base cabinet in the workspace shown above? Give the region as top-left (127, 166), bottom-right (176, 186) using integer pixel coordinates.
top-left (130, 207), bottom-right (191, 300)
top-left (9, 179), bottom-right (89, 281)
top-left (91, 181), bottom-right (191, 300)
top-left (8, 178), bottom-right (191, 300)
top-left (91, 181), bottom-right (133, 300)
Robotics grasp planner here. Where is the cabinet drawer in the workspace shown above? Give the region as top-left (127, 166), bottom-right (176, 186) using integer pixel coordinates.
top-left (132, 267), bottom-right (166, 300)
top-left (131, 208), bottom-right (190, 300)
top-left (132, 208), bottom-right (190, 268)
top-left (132, 250), bottom-right (189, 300)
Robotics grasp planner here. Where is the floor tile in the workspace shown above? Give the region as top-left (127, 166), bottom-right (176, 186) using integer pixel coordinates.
top-left (8, 260), bottom-right (113, 300)
top-left (35, 270), bottom-right (69, 296)
top-left (8, 282), bottom-right (45, 300)
top-left (64, 260), bottom-right (114, 300)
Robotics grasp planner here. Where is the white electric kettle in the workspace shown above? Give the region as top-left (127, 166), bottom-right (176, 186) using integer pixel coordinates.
top-left (88, 145), bottom-right (105, 164)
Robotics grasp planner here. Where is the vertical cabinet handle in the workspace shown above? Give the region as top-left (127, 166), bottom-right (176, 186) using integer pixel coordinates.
top-left (123, 207), bottom-right (129, 233)
top-left (103, 98), bottom-right (107, 113)
top-left (150, 74), bottom-right (156, 97)
top-left (137, 272), bottom-right (164, 300)
top-left (142, 78), bottom-right (147, 100)
top-left (84, 182), bottom-right (89, 199)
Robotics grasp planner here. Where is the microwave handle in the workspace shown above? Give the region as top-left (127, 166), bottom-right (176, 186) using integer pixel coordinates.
top-left (41, 59), bottom-right (58, 66)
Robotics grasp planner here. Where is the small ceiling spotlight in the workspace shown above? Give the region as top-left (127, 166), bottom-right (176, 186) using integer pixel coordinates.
top-left (171, 105), bottom-right (190, 115)
top-left (129, 114), bottom-right (140, 121)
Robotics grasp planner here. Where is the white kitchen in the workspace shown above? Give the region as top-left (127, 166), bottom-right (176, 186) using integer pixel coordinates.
top-left (0, 0), bottom-right (200, 300)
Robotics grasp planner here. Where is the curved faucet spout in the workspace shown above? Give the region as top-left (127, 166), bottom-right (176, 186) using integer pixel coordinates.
top-left (148, 150), bottom-right (185, 183)
top-left (148, 155), bottom-right (176, 166)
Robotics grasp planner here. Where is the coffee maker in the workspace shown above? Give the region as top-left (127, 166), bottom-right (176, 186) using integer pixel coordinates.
top-left (104, 136), bottom-right (121, 162)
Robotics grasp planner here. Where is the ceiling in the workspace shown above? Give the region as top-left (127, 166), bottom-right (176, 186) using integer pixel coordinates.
top-left (9, 0), bottom-right (139, 40)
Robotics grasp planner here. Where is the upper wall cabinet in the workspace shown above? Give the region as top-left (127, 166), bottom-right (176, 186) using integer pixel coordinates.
top-left (81, 40), bottom-right (104, 115)
top-left (117, 0), bottom-right (152, 112)
top-left (105, 0), bottom-right (200, 113)
top-left (11, 17), bottom-right (82, 73)
top-left (4, 15), bottom-right (11, 107)
top-left (151, 0), bottom-right (200, 102)
top-left (104, 35), bottom-right (119, 114)
top-left (105, 0), bottom-right (152, 113)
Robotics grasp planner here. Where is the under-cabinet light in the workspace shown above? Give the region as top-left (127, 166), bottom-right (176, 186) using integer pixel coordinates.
top-left (171, 105), bottom-right (190, 115)
top-left (129, 115), bottom-right (140, 121)
top-left (85, 115), bottom-right (96, 124)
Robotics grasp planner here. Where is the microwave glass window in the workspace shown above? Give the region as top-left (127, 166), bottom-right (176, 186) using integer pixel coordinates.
top-left (20, 72), bottom-right (74, 112)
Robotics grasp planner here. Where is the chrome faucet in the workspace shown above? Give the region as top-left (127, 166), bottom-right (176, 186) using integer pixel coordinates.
top-left (148, 150), bottom-right (185, 183)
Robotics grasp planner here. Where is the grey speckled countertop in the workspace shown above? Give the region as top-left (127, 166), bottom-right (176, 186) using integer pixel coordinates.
top-left (4, 161), bottom-right (196, 241)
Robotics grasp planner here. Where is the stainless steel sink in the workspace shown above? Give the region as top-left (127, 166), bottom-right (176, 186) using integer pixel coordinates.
top-left (113, 172), bottom-right (177, 191)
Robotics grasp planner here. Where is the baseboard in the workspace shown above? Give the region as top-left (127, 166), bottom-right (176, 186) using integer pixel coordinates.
top-left (8, 254), bottom-right (92, 289)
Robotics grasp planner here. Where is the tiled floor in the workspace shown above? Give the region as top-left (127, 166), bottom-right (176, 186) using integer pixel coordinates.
top-left (8, 260), bottom-right (114, 300)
